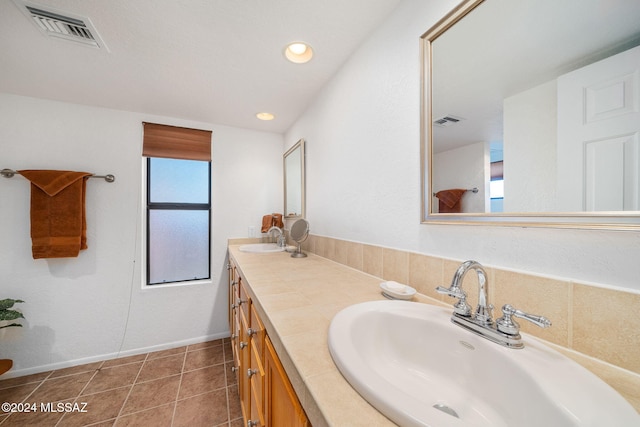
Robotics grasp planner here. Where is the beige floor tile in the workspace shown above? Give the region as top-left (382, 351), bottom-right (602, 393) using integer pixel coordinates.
top-left (121, 375), bottom-right (180, 415)
top-left (30, 371), bottom-right (95, 403)
top-left (178, 365), bottom-right (226, 400)
top-left (146, 346), bottom-right (187, 361)
top-left (187, 339), bottom-right (223, 352)
top-left (0, 371), bottom-right (51, 391)
top-left (0, 341), bottom-right (240, 427)
top-left (58, 386), bottom-right (129, 427)
top-left (115, 402), bottom-right (174, 427)
top-left (227, 384), bottom-right (242, 421)
top-left (183, 346), bottom-right (224, 372)
top-left (102, 354), bottom-right (147, 369)
top-left (49, 362), bottom-right (103, 379)
top-left (137, 354), bottom-right (184, 383)
top-left (0, 382), bottom-right (39, 405)
top-left (82, 363), bottom-right (142, 395)
top-left (173, 388), bottom-right (229, 427)
top-left (0, 401), bottom-right (67, 426)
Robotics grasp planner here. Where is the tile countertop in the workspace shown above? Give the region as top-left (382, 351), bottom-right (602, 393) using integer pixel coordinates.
top-left (228, 244), bottom-right (430, 427)
top-left (228, 245), bottom-right (640, 425)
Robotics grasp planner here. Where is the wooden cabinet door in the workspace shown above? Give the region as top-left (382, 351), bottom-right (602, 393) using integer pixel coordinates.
top-left (239, 308), bottom-right (252, 422)
top-left (229, 265), bottom-right (241, 386)
top-left (264, 337), bottom-right (310, 427)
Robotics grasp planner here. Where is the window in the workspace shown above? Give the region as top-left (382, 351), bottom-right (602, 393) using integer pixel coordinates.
top-left (490, 160), bottom-right (504, 213)
top-left (142, 123), bottom-right (212, 286)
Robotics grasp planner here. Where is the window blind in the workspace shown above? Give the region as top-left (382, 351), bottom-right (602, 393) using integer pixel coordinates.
top-left (142, 122), bottom-right (212, 162)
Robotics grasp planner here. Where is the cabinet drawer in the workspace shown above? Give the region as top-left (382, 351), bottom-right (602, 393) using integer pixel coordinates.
top-left (249, 336), bottom-right (264, 400)
top-left (249, 303), bottom-right (266, 359)
top-left (249, 381), bottom-right (265, 427)
top-left (239, 280), bottom-right (251, 321)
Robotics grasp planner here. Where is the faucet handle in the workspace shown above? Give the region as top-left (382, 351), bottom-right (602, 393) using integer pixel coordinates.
top-left (436, 286), bottom-right (472, 316)
top-left (496, 304), bottom-right (552, 335)
top-left (436, 286), bottom-right (464, 299)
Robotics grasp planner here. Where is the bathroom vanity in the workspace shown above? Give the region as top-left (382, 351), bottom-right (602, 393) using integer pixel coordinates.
top-left (227, 242), bottom-right (639, 426)
top-left (228, 243), bottom-right (400, 426)
top-left (229, 255), bottom-right (310, 426)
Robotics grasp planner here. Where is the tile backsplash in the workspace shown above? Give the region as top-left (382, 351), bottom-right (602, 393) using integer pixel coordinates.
top-left (300, 234), bottom-right (640, 411)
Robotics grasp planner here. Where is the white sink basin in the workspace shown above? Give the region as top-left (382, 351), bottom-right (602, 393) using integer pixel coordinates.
top-left (238, 243), bottom-right (285, 253)
top-left (328, 300), bottom-right (639, 427)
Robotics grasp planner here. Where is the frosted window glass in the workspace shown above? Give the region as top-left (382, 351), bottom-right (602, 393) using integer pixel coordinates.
top-left (149, 158), bottom-right (209, 203)
top-left (148, 210), bottom-right (209, 284)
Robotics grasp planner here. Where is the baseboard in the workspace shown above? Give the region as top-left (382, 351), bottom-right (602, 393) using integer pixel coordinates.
top-left (0, 331), bottom-right (230, 380)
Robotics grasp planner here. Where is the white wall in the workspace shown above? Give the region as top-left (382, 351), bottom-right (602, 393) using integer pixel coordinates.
top-left (285, 0), bottom-right (640, 292)
top-left (504, 80), bottom-right (557, 212)
top-left (0, 93), bottom-right (283, 375)
top-left (433, 142), bottom-right (487, 213)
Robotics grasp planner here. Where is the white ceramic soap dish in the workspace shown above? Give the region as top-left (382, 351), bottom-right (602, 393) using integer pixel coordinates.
top-left (380, 281), bottom-right (416, 300)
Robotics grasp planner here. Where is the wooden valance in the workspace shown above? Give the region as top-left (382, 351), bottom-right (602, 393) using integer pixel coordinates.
top-left (142, 122), bottom-right (212, 161)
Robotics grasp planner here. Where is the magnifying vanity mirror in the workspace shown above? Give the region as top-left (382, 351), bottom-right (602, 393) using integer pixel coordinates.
top-left (284, 139), bottom-right (305, 219)
top-left (420, 0), bottom-right (640, 229)
top-left (289, 218), bottom-right (309, 258)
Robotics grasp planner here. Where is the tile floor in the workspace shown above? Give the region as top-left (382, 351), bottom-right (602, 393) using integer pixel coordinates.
top-left (0, 338), bottom-right (242, 427)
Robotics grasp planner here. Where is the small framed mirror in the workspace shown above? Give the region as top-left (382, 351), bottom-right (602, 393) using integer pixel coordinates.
top-left (284, 139), bottom-right (305, 219)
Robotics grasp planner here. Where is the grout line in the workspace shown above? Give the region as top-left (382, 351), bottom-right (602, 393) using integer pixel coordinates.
top-left (2, 340), bottom-right (232, 427)
top-left (54, 367), bottom-right (104, 427)
top-left (169, 347), bottom-right (189, 426)
top-left (223, 339), bottom-right (232, 425)
top-left (114, 352), bottom-right (149, 421)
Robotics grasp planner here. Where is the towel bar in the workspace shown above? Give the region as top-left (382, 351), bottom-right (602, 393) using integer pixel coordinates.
top-left (1, 168), bottom-right (115, 183)
top-left (433, 187), bottom-right (478, 197)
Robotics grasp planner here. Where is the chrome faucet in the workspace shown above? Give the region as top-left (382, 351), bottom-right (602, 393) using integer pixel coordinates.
top-left (268, 226), bottom-right (286, 248)
top-left (437, 260), bottom-right (551, 349)
top-left (439, 260), bottom-right (493, 324)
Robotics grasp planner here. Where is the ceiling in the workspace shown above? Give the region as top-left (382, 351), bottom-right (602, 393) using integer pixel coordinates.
top-left (0, 0), bottom-right (401, 133)
top-left (430, 0), bottom-right (640, 153)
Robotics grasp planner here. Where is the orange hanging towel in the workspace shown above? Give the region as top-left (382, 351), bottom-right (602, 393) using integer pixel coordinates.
top-left (435, 189), bottom-right (467, 213)
top-left (261, 214), bottom-right (274, 233)
top-left (271, 213), bottom-right (283, 229)
top-left (18, 170), bottom-right (92, 259)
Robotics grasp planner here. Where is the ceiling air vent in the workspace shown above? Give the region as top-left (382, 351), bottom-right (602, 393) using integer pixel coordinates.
top-left (13, 0), bottom-right (108, 50)
top-left (433, 115), bottom-right (464, 128)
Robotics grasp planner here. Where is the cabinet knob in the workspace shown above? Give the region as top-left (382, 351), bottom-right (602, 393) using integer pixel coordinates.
top-left (231, 280), bottom-right (238, 287)
top-left (247, 368), bottom-right (257, 378)
top-left (230, 334), bottom-right (236, 340)
top-left (231, 366), bottom-right (238, 373)
top-left (240, 342), bottom-right (248, 349)
top-left (247, 328), bottom-right (257, 337)
top-left (247, 421), bottom-right (258, 427)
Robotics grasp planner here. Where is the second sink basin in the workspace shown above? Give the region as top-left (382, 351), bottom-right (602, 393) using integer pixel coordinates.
top-left (328, 300), bottom-right (638, 427)
top-left (238, 243), bottom-right (285, 253)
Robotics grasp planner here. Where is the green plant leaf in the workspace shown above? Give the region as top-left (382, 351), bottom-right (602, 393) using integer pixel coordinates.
top-left (0, 299), bottom-right (24, 310)
top-left (0, 309), bottom-right (25, 322)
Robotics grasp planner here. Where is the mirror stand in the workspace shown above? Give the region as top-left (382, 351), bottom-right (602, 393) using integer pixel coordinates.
top-left (290, 219), bottom-right (309, 258)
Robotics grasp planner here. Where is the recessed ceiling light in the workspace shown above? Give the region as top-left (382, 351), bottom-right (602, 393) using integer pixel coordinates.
top-left (284, 42), bottom-right (313, 64)
top-left (256, 112), bottom-right (275, 121)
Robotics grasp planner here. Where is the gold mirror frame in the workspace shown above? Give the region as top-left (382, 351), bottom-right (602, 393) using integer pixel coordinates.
top-left (284, 139), bottom-right (305, 219)
top-left (420, 0), bottom-right (640, 231)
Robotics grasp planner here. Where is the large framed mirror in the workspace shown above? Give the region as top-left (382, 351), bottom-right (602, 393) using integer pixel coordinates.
top-left (284, 139), bottom-right (305, 218)
top-left (421, 0), bottom-right (640, 229)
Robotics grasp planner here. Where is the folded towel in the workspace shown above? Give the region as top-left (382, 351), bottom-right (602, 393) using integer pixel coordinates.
top-left (261, 214), bottom-right (273, 233)
top-left (18, 170), bottom-right (92, 259)
top-left (272, 213), bottom-right (283, 229)
top-left (435, 189), bottom-right (466, 213)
